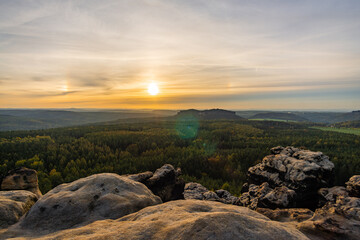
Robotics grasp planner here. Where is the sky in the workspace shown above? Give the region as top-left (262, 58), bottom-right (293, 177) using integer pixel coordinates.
top-left (0, 0), bottom-right (360, 110)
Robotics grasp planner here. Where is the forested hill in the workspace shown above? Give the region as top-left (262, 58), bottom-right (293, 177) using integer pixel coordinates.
top-left (250, 112), bottom-right (309, 122)
top-left (176, 109), bottom-right (243, 120)
top-left (0, 109), bottom-right (175, 131)
top-left (0, 119), bottom-right (359, 196)
top-left (333, 120), bottom-right (360, 128)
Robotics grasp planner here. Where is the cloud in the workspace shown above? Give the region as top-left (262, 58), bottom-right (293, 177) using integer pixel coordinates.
top-left (0, 0), bottom-right (360, 109)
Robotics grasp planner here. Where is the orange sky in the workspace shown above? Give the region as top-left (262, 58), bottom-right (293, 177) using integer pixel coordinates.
top-left (0, 0), bottom-right (359, 110)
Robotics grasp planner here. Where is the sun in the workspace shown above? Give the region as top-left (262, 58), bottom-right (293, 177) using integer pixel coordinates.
top-left (147, 82), bottom-right (159, 96)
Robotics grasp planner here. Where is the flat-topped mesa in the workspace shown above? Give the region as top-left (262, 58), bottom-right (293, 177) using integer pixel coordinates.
top-left (246, 146), bottom-right (335, 209)
top-left (1, 168), bottom-right (42, 198)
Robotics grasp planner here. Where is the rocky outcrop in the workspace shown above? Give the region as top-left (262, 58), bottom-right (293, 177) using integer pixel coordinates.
top-left (184, 182), bottom-right (241, 205)
top-left (12, 173), bottom-right (161, 233)
top-left (127, 164), bottom-right (185, 202)
top-left (239, 182), bottom-right (296, 210)
top-left (245, 146), bottom-right (334, 209)
top-left (346, 175), bottom-right (360, 197)
top-left (317, 186), bottom-right (348, 207)
top-left (256, 208), bottom-right (314, 223)
top-left (12, 200), bottom-right (309, 240)
top-left (1, 168), bottom-right (42, 198)
top-left (298, 196), bottom-right (360, 240)
top-left (143, 164), bottom-right (185, 202)
top-left (0, 190), bottom-right (38, 229)
top-left (127, 171), bottom-right (153, 183)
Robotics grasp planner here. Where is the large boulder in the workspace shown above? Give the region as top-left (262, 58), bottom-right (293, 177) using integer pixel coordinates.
top-left (239, 183), bottom-right (296, 210)
top-left (1, 168), bottom-right (42, 198)
top-left (246, 146), bottom-right (334, 208)
top-left (16, 200), bottom-right (310, 240)
top-left (346, 175), bottom-right (360, 197)
top-left (11, 173), bottom-right (161, 233)
top-left (298, 196), bottom-right (360, 240)
top-left (0, 190), bottom-right (38, 229)
top-left (142, 164), bottom-right (185, 202)
top-left (184, 182), bottom-right (241, 205)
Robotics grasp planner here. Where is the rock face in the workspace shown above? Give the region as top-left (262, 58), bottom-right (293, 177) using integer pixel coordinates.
top-left (21, 200), bottom-right (309, 240)
top-left (239, 183), bottom-right (296, 209)
top-left (317, 186), bottom-right (348, 207)
top-left (0, 190), bottom-right (38, 229)
top-left (298, 196), bottom-right (360, 240)
top-left (143, 164), bottom-right (185, 202)
top-left (1, 168), bottom-right (42, 198)
top-left (256, 208), bottom-right (314, 223)
top-left (346, 175), bottom-right (360, 197)
top-left (184, 182), bottom-right (241, 205)
top-left (246, 146), bottom-right (334, 208)
top-left (14, 173), bottom-right (162, 232)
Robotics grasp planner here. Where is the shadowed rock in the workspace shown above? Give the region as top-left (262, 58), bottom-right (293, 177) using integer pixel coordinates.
top-left (13, 200), bottom-right (309, 240)
top-left (11, 173), bottom-right (161, 233)
top-left (256, 208), bottom-right (314, 223)
top-left (317, 186), bottom-right (348, 207)
top-left (298, 196), bottom-right (360, 240)
top-left (1, 168), bottom-right (42, 198)
top-left (346, 175), bottom-right (360, 197)
top-left (239, 183), bottom-right (296, 210)
top-left (246, 146), bottom-right (334, 209)
top-left (143, 164), bottom-right (185, 202)
top-left (127, 171), bottom-right (153, 183)
top-left (0, 190), bottom-right (38, 229)
top-left (184, 182), bottom-right (241, 205)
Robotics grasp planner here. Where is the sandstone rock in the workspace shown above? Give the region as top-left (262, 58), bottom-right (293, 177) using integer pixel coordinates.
top-left (298, 196), bottom-right (360, 240)
top-left (247, 146), bottom-right (334, 208)
top-left (13, 173), bottom-right (162, 232)
top-left (215, 189), bottom-right (241, 205)
top-left (16, 200), bottom-right (310, 240)
top-left (0, 190), bottom-right (38, 229)
top-left (1, 168), bottom-right (42, 198)
top-left (256, 208), bottom-right (314, 223)
top-left (127, 171), bottom-right (153, 183)
top-left (184, 182), bottom-right (241, 205)
top-left (239, 183), bottom-right (296, 210)
top-left (143, 164), bottom-right (185, 202)
top-left (346, 175), bottom-right (360, 197)
top-left (317, 186), bottom-right (348, 207)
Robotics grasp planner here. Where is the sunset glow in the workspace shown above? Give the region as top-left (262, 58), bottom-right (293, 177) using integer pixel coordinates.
top-left (0, 0), bottom-right (359, 110)
top-left (148, 83), bottom-right (159, 96)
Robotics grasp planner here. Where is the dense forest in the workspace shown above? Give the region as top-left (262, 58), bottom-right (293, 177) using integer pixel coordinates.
top-left (0, 119), bottom-right (359, 195)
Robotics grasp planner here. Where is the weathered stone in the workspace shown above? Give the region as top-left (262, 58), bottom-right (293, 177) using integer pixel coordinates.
top-left (184, 182), bottom-right (242, 205)
top-left (144, 164), bottom-right (185, 202)
top-left (1, 168), bottom-right (42, 198)
top-left (215, 189), bottom-right (241, 205)
top-left (256, 208), bottom-right (314, 223)
top-left (12, 173), bottom-right (161, 233)
top-left (9, 200), bottom-right (310, 240)
top-left (0, 190), bottom-right (38, 229)
top-left (184, 182), bottom-right (221, 201)
top-left (240, 183), bottom-right (296, 210)
top-left (346, 175), bottom-right (360, 197)
top-left (247, 146), bottom-right (334, 208)
top-left (317, 186), bottom-right (348, 207)
top-left (127, 171), bottom-right (153, 183)
top-left (298, 196), bottom-right (360, 240)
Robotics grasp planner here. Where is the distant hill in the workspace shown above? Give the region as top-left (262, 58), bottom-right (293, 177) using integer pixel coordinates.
top-left (0, 114), bottom-right (53, 131)
top-left (176, 109), bottom-right (243, 120)
top-left (331, 111), bottom-right (360, 123)
top-left (333, 120), bottom-right (360, 128)
top-left (250, 112), bottom-right (309, 122)
top-left (0, 110), bottom-right (175, 131)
